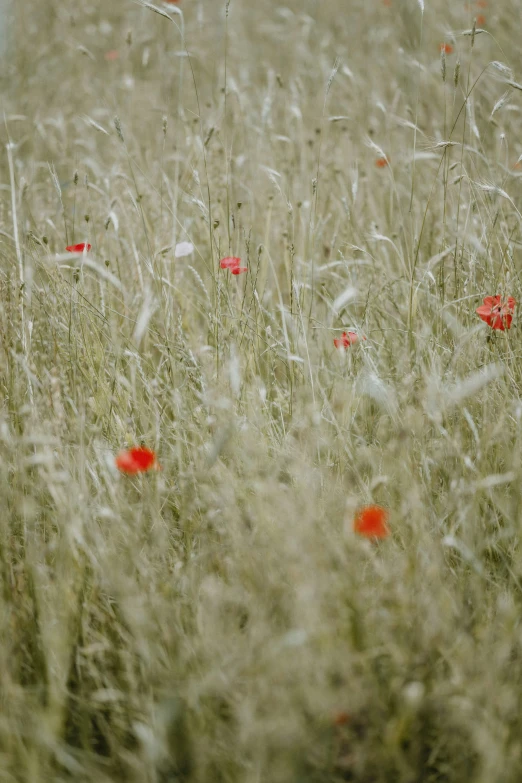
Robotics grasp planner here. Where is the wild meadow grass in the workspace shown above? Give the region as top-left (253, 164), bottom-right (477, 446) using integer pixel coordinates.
top-left (1, 0), bottom-right (522, 779)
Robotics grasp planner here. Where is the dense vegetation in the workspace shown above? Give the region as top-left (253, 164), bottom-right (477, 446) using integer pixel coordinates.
top-left (1, 0), bottom-right (522, 779)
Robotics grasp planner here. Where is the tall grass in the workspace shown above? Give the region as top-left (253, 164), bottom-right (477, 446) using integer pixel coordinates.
top-left (1, 0), bottom-right (522, 780)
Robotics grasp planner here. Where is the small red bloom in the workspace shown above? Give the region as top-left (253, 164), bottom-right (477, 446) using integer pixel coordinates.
top-left (333, 331), bottom-right (365, 349)
top-left (375, 156), bottom-right (389, 168)
top-left (353, 505), bottom-right (390, 539)
top-left (66, 243), bottom-right (91, 253)
top-left (104, 49), bottom-right (120, 61)
top-left (220, 256), bottom-right (247, 275)
top-left (476, 14), bottom-right (486, 24)
top-left (476, 0), bottom-right (487, 8)
top-left (220, 256), bottom-right (242, 270)
top-left (333, 711), bottom-right (352, 727)
top-left (115, 446), bottom-right (158, 474)
top-left (476, 295), bottom-right (516, 331)
top-left (440, 43), bottom-right (453, 54)
top-left (382, 0), bottom-right (392, 5)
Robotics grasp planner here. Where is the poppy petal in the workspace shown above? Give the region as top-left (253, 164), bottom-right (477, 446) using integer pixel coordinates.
top-left (66, 243), bottom-right (91, 253)
top-left (491, 313), bottom-right (512, 331)
top-left (334, 332), bottom-right (349, 349)
top-left (476, 305), bottom-right (493, 322)
top-left (334, 331), bottom-right (365, 349)
top-left (116, 446), bottom-right (157, 474)
top-left (477, 296), bottom-right (516, 331)
top-left (220, 256), bottom-right (241, 269)
top-left (353, 505), bottom-right (390, 539)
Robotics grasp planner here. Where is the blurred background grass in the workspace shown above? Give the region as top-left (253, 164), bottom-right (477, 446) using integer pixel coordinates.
top-left (1, 0), bottom-right (522, 780)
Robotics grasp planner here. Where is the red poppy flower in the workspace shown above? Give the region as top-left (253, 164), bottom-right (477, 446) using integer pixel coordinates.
top-left (375, 156), bottom-right (389, 168)
top-left (104, 49), bottom-right (120, 61)
top-left (476, 295), bottom-right (516, 331)
top-left (220, 256), bottom-right (242, 270)
top-left (353, 505), bottom-right (390, 539)
top-left (115, 446), bottom-right (158, 474)
top-left (333, 331), bottom-right (365, 349)
top-left (333, 711), bottom-right (352, 727)
top-left (476, 0), bottom-right (487, 8)
top-left (66, 243), bottom-right (91, 253)
top-left (220, 256), bottom-right (247, 274)
top-left (476, 14), bottom-right (486, 24)
top-left (382, 0), bottom-right (392, 5)
top-left (439, 43), bottom-right (453, 54)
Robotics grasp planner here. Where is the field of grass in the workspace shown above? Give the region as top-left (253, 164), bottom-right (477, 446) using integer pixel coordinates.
top-left (2, 0), bottom-right (522, 779)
